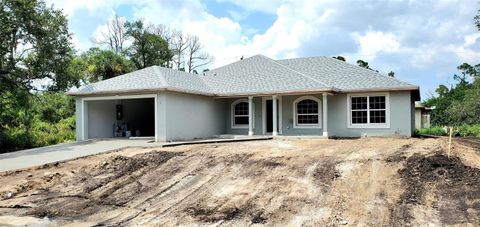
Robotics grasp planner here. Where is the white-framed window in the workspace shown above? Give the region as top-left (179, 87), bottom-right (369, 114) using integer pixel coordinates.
top-left (231, 99), bottom-right (253, 128)
top-left (293, 96), bottom-right (322, 128)
top-left (347, 93), bottom-right (390, 128)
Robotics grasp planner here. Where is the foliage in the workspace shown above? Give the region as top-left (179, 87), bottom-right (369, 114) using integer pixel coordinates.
top-left (424, 63), bottom-right (479, 126)
top-left (1, 92), bottom-right (76, 153)
top-left (0, 0), bottom-right (77, 152)
top-left (0, 0), bottom-right (77, 93)
top-left (388, 71), bottom-right (395, 77)
top-left (125, 20), bottom-right (173, 69)
top-left (475, 9), bottom-right (480, 31)
top-left (333, 56), bottom-right (346, 61)
top-left (76, 48), bottom-right (135, 83)
top-left (457, 124), bottom-right (480, 138)
top-left (415, 126), bottom-right (447, 136)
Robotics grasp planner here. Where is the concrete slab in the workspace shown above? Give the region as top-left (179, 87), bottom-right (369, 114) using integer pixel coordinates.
top-left (160, 136), bottom-right (273, 147)
top-left (0, 139), bottom-right (160, 172)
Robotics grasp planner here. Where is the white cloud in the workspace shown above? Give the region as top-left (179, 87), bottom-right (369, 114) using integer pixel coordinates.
top-left (216, 0), bottom-right (285, 14)
top-left (351, 31), bottom-right (401, 61)
top-left (47, 0), bottom-right (480, 98)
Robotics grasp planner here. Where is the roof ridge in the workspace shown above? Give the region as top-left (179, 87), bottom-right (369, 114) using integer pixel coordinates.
top-left (154, 66), bottom-right (169, 87)
top-left (259, 55), bottom-right (334, 89)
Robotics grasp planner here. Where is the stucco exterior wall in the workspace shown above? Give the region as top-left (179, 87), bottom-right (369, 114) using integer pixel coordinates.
top-left (225, 97), bottom-right (263, 135)
top-left (328, 91), bottom-right (413, 137)
top-left (75, 97), bottom-right (83, 141)
top-left (163, 92), bottom-right (226, 141)
top-left (281, 95), bottom-right (324, 135)
top-left (415, 109), bottom-right (422, 130)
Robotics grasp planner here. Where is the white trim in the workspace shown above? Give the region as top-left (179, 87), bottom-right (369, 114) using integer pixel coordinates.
top-left (262, 96), bottom-right (283, 135)
top-left (248, 96), bottom-right (254, 136)
top-left (231, 99), bottom-right (254, 129)
top-left (293, 96), bottom-right (322, 129)
top-left (80, 94), bottom-right (158, 141)
top-left (81, 99), bottom-right (85, 140)
top-left (347, 92), bottom-right (390, 129)
top-left (322, 93), bottom-right (328, 137)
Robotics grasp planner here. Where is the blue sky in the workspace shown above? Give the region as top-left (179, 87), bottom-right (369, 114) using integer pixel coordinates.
top-left (46, 0), bottom-right (480, 100)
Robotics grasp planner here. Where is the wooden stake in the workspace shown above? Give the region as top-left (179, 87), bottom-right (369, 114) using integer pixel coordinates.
top-left (448, 126), bottom-right (453, 158)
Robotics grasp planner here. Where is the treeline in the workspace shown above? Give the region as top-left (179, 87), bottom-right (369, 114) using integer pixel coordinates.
top-left (0, 0), bottom-right (212, 152)
top-left (422, 63), bottom-right (480, 135)
top-left (420, 8), bottom-right (480, 137)
top-left (75, 16), bottom-right (212, 84)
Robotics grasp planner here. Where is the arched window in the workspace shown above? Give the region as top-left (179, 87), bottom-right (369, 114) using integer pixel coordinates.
top-left (293, 96), bottom-right (321, 128)
top-left (232, 99), bottom-right (250, 128)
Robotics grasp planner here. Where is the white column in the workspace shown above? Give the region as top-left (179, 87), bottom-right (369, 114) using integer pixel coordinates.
top-left (322, 93), bottom-right (328, 137)
top-left (272, 95), bottom-right (278, 136)
top-left (248, 96), bottom-right (254, 136)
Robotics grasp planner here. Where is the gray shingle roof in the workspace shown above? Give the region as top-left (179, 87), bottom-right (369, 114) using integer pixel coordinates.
top-left (67, 54), bottom-right (418, 96)
top-left (203, 55), bottom-right (334, 95)
top-left (276, 56), bottom-right (417, 91)
top-left (67, 66), bottom-right (214, 96)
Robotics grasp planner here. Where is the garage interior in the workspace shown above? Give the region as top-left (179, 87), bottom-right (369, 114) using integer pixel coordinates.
top-left (86, 98), bottom-right (155, 139)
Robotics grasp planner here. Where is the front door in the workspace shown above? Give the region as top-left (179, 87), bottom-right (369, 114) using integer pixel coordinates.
top-left (265, 99), bottom-right (279, 133)
top-left (266, 100), bottom-right (273, 133)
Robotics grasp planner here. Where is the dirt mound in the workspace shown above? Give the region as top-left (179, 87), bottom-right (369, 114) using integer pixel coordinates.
top-left (26, 151), bottom-right (180, 220)
top-left (394, 153), bottom-right (480, 225)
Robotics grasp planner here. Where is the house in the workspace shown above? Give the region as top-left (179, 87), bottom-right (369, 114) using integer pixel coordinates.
top-left (414, 102), bottom-right (434, 129)
top-left (66, 55), bottom-right (420, 142)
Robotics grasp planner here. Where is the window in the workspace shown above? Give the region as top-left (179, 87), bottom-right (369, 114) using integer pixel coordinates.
top-left (348, 93), bottom-right (389, 128)
top-left (232, 99), bottom-right (251, 128)
top-left (294, 96), bottom-right (321, 128)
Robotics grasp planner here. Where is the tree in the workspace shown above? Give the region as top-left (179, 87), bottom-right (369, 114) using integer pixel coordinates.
top-left (356, 60), bottom-right (370, 69)
top-left (125, 20), bottom-right (172, 69)
top-left (457, 63), bottom-right (480, 78)
top-left (93, 15), bottom-right (128, 54)
top-left (77, 48), bottom-right (135, 82)
top-left (333, 56), bottom-right (346, 61)
top-left (388, 71), bottom-right (395, 77)
top-left (356, 60), bottom-right (379, 72)
top-left (171, 31), bottom-right (189, 70)
top-left (475, 9), bottom-right (480, 31)
top-left (186, 35), bottom-right (212, 73)
top-left (0, 0), bottom-right (76, 149)
top-left (0, 0), bottom-right (76, 93)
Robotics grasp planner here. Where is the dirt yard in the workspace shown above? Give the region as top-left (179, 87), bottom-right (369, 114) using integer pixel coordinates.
top-left (0, 137), bottom-right (479, 226)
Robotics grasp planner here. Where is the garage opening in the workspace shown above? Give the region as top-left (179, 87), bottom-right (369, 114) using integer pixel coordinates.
top-left (86, 98), bottom-right (155, 139)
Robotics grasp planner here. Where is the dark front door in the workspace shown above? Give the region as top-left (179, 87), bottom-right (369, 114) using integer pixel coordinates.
top-left (266, 100), bottom-right (273, 132)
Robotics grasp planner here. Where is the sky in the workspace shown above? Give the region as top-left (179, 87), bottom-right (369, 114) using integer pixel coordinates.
top-left (46, 0), bottom-right (480, 100)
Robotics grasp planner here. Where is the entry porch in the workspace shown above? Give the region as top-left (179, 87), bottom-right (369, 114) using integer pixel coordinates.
top-left (225, 93), bottom-right (329, 137)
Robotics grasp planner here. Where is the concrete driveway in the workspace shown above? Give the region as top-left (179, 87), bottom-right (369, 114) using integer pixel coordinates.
top-left (0, 139), bottom-right (160, 172)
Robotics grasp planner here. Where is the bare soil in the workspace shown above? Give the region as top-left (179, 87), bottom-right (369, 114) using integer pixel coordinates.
top-left (0, 137), bottom-right (479, 226)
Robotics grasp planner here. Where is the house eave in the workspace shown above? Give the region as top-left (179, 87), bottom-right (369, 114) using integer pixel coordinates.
top-left (213, 87), bottom-right (339, 98)
top-left (65, 87), bottom-right (216, 97)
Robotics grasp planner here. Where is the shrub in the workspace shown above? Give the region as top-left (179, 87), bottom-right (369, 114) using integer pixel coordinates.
top-left (457, 124), bottom-right (480, 138)
top-left (416, 126), bottom-right (447, 136)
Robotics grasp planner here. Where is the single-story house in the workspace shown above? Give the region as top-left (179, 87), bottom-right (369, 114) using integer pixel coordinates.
top-left (66, 54), bottom-right (420, 142)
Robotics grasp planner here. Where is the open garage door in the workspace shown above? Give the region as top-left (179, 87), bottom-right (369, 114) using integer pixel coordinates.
top-left (84, 96), bottom-right (156, 140)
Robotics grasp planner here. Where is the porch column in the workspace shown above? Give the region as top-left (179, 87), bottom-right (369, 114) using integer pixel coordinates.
top-left (248, 96), bottom-right (254, 136)
top-left (272, 95), bottom-right (278, 136)
top-left (322, 93), bottom-right (328, 137)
